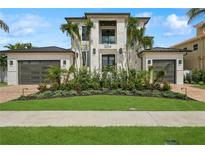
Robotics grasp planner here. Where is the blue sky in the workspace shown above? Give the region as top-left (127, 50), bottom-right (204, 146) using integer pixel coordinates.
top-left (0, 8), bottom-right (204, 50)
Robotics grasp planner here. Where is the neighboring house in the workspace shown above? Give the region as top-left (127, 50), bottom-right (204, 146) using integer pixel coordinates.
top-left (171, 21), bottom-right (205, 70)
top-left (1, 12), bottom-right (190, 85)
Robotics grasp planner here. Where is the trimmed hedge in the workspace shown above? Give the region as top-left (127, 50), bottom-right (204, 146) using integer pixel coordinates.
top-left (18, 89), bottom-right (189, 101)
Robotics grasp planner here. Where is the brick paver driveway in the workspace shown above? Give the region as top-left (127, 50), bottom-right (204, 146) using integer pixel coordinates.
top-left (172, 84), bottom-right (205, 102)
top-left (0, 85), bottom-right (38, 104)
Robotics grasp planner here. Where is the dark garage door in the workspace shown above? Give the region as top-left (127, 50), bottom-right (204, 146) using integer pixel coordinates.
top-left (18, 60), bottom-right (60, 84)
top-left (153, 60), bottom-right (176, 83)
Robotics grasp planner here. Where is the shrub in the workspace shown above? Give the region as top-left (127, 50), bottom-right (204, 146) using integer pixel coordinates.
top-left (67, 90), bottom-right (78, 96)
top-left (81, 91), bottom-right (92, 96)
top-left (53, 90), bottom-right (64, 97)
top-left (50, 82), bottom-right (60, 91)
top-left (47, 66), bottom-right (62, 86)
top-left (37, 83), bottom-right (47, 92)
top-left (162, 81), bottom-right (171, 91)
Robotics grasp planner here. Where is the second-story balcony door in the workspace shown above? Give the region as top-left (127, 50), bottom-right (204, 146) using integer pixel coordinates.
top-left (101, 29), bottom-right (116, 44)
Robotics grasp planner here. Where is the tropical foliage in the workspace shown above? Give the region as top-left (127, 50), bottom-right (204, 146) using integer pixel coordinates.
top-left (84, 19), bottom-right (94, 67)
top-left (187, 8), bottom-right (205, 24)
top-left (0, 53), bottom-right (7, 70)
top-left (40, 66), bottom-right (170, 93)
top-left (126, 17), bottom-right (154, 69)
top-left (60, 21), bottom-right (81, 66)
top-left (0, 19), bottom-right (9, 32)
top-left (4, 43), bottom-right (33, 50)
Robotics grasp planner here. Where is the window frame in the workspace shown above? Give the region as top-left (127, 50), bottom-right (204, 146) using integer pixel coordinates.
top-left (82, 26), bottom-right (89, 41)
top-left (193, 44), bottom-right (198, 51)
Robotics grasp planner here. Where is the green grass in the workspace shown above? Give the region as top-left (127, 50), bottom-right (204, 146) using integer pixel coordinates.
top-left (192, 84), bottom-right (205, 90)
top-left (0, 82), bottom-right (7, 87)
top-left (0, 127), bottom-right (205, 145)
top-left (0, 95), bottom-right (205, 111)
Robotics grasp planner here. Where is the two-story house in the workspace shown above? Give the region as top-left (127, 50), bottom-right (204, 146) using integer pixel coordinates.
top-left (1, 12), bottom-right (190, 85)
top-left (66, 13), bottom-right (149, 71)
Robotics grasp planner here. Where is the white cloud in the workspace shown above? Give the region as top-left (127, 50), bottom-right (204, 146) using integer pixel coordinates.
top-left (136, 12), bottom-right (152, 17)
top-left (164, 14), bottom-right (192, 36)
top-left (0, 12), bottom-right (4, 20)
top-left (10, 14), bottom-right (50, 37)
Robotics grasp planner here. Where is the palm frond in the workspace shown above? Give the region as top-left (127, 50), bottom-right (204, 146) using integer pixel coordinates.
top-left (0, 19), bottom-right (9, 32)
top-left (187, 8), bottom-right (205, 24)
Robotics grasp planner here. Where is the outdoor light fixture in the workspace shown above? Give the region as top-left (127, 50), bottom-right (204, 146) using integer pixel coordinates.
top-left (119, 48), bottom-right (123, 54)
top-left (93, 48), bottom-right (96, 55)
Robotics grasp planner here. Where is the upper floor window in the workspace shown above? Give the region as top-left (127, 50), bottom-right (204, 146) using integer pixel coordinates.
top-left (183, 47), bottom-right (187, 50)
top-left (82, 26), bottom-right (89, 41)
top-left (101, 29), bottom-right (116, 44)
top-left (193, 44), bottom-right (198, 51)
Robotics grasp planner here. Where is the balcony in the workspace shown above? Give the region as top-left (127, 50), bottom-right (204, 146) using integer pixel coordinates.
top-left (99, 21), bottom-right (117, 45)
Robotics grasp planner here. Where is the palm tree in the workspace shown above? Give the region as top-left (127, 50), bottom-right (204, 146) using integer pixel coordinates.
top-left (126, 17), bottom-right (139, 70)
top-left (60, 21), bottom-right (81, 67)
top-left (126, 17), bottom-right (153, 69)
top-left (187, 8), bottom-right (205, 24)
top-left (85, 19), bottom-right (94, 68)
top-left (0, 19), bottom-right (9, 32)
top-left (4, 43), bottom-right (33, 50)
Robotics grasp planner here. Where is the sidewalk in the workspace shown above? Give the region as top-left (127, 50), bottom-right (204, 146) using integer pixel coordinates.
top-left (0, 111), bottom-right (205, 127)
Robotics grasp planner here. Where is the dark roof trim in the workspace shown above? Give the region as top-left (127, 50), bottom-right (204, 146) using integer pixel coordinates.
top-left (138, 47), bottom-right (192, 56)
top-left (65, 12), bottom-right (150, 24)
top-left (85, 12), bottom-right (131, 16)
top-left (135, 17), bottom-right (150, 24)
top-left (65, 17), bottom-right (87, 21)
top-left (0, 46), bottom-right (74, 54)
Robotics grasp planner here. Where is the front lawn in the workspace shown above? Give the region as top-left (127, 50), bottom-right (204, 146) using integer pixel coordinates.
top-left (0, 95), bottom-right (205, 111)
top-left (0, 127), bottom-right (205, 145)
top-left (192, 84), bottom-right (205, 90)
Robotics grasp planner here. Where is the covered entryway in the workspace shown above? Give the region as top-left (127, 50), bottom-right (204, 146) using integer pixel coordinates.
top-left (153, 60), bottom-right (176, 83)
top-left (18, 60), bottom-right (60, 84)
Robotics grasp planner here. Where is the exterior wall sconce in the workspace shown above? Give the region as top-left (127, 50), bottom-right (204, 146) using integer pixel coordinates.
top-left (93, 48), bottom-right (96, 55)
top-left (119, 48), bottom-right (123, 54)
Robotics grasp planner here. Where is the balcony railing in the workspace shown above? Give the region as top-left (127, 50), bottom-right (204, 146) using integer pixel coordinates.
top-left (101, 36), bottom-right (115, 44)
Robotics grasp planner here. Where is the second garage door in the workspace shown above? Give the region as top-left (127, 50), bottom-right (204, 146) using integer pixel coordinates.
top-left (153, 60), bottom-right (176, 83)
top-left (18, 60), bottom-right (60, 84)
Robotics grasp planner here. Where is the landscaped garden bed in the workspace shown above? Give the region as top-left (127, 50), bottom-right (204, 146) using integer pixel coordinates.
top-left (1, 126), bottom-right (205, 145)
top-left (18, 89), bottom-right (188, 100)
top-left (18, 66), bottom-right (189, 100)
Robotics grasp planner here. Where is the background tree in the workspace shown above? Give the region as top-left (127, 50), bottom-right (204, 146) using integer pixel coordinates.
top-left (4, 43), bottom-right (33, 50)
top-left (60, 21), bottom-right (81, 67)
top-left (0, 19), bottom-right (9, 32)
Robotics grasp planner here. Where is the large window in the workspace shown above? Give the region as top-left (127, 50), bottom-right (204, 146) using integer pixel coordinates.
top-left (82, 26), bottom-right (89, 41)
top-left (101, 29), bottom-right (115, 44)
top-left (102, 54), bottom-right (115, 68)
